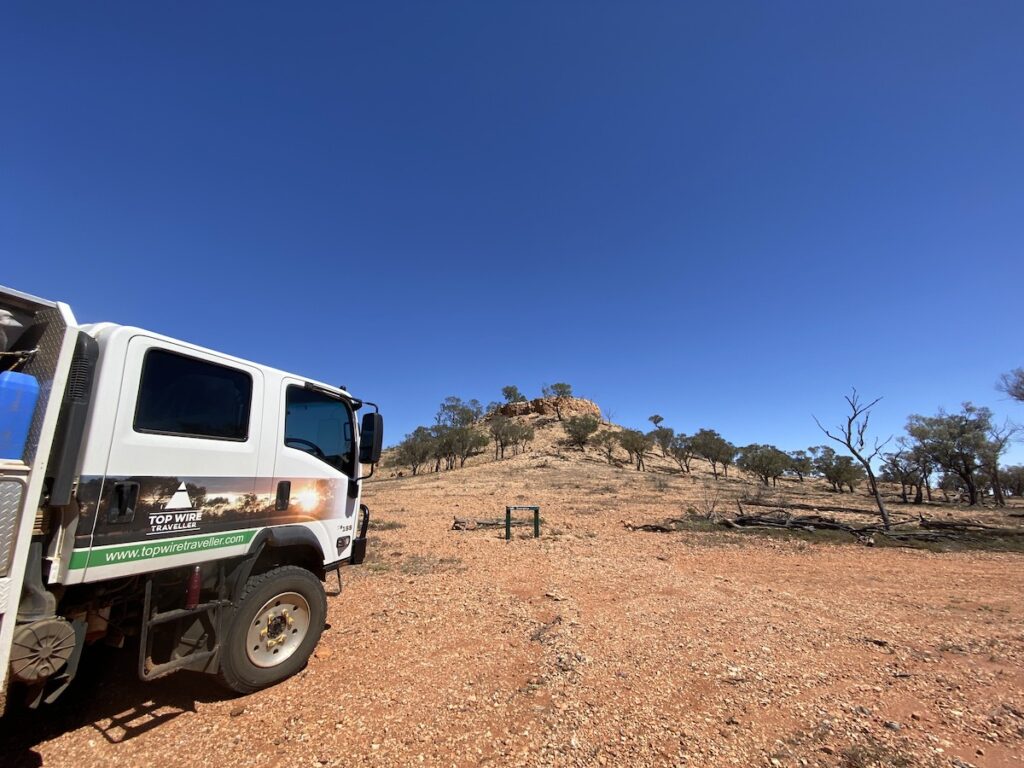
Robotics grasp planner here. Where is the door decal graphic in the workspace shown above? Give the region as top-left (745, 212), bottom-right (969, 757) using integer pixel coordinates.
top-left (148, 482), bottom-right (203, 536)
top-left (76, 475), bottom-right (350, 547)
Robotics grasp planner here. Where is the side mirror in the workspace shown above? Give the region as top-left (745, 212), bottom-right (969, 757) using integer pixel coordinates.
top-left (358, 412), bottom-right (383, 465)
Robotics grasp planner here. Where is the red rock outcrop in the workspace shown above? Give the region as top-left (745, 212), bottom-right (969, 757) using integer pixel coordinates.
top-left (497, 397), bottom-right (601, 420)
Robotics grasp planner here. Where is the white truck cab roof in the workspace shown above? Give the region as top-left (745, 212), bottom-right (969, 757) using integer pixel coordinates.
top-left (77, 322), bottom-right (355, 401)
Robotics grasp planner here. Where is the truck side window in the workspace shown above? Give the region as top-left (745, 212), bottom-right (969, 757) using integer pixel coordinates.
top-left (134, 349), bottom-right (252, 440)
top-left (284, 386), bottom-right (354, 475)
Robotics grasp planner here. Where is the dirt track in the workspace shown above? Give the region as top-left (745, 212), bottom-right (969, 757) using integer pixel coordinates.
top-left (4, 446), bottom-right (1024, 767)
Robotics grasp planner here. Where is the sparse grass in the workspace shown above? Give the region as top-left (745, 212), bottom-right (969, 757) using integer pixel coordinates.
top-left (841, 737), bottom-right (912, 768)
top-left (738, 482), bottom-right (779, 506)
top-left (398, 555), bottom-right (464, 576)
top-left (679, 513), bottom-right (721, 533)
top-left (651, 476), bottom-right (670, 493)
top-left (369, 518), bottom-right (406, 531)
top-left (906, 530), bottom-right (1024, 554)
top-left (695, 481), bottom-right (722, 520)
top-left (362, 549), bottom-right (464, 577)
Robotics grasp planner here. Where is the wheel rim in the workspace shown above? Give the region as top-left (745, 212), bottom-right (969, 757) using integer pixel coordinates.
top-left (246, 591), bottom-right (311, 668)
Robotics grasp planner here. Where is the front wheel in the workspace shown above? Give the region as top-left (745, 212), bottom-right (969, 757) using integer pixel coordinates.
top-left (218, 566), bottom-right (327, 694)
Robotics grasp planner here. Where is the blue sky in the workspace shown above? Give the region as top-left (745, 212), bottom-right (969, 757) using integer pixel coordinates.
top-left (3, 3), bottom-right (1023, 461)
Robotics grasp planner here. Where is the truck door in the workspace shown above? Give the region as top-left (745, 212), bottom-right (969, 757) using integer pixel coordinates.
top-left (82, 335), bottom-right (264, 579)
top-left (270, 378), bottom-right (358, 561)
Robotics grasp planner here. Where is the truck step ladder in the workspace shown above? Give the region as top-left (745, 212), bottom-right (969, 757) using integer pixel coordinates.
top-left (138, 561), bottom-right (232, 680)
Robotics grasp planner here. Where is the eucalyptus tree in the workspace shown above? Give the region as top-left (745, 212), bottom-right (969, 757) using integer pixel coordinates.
top-left (541, 382), bottom-right (573, 420)
top-left (563, 415), bottom-right (600, 450)
top-left (669, 434), bottom-right (695, 473)
top-left (737, 444), bottom-right (791, 487)
top-left (502, 385), bottom-right (527, 403)
top-left (690, 429), bottom-right (737, 479)
top-left (905, 403), bottom-right (1015, 507)
top-left (618, 429), bottom-right (654, 471)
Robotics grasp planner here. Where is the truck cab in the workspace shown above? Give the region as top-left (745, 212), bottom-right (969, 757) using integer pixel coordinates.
top-left (0, 286), bottom-right (382, 707)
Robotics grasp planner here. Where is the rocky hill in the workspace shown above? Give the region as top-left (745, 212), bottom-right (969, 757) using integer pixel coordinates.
top-left (496, 396), bottom-right (601, 420)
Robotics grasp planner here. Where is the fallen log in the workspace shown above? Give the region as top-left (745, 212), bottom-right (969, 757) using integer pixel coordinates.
top-left (876, 531), bottom-right (951, 541)
top-left (739, 500), bottom-right (928, 529)
top-left (739, 498), bottom-right (895, 519)
top-left (728, 514), bottom-right (967, 537)
top-left (915, 518), bottom-right (1012, 532)
top-left (621, 518), bottom-right (689, 533)
top-left (624, 510), bottom-right (1024, 550)
top-left (731, 513), bottom-right (875, 532)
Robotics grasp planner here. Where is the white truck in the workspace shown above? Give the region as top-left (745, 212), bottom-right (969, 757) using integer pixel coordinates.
top-left (0, 285), bottom-right (382, 708)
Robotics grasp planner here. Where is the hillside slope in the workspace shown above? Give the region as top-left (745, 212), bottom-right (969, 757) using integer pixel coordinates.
top-left (383, 398), bottom-right (1020, 529)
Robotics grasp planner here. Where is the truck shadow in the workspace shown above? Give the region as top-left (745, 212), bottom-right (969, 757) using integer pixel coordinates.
top-left (4, 642), bottom-right (233, 765)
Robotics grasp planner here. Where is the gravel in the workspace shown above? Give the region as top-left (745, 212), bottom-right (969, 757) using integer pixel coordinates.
top-left (5, 434), bottom-right (1023, 767)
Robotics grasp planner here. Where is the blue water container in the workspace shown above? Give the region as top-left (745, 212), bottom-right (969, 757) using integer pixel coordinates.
top-left (0, 371), bottom-right (40, 461)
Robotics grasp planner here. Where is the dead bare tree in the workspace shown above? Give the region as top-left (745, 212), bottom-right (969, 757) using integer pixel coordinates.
top-left (997, 368), bottom-right (1024, 403)
top-left (695, 481), bottom-right (722, 521)
top-left (813, 389), bottom-right (893, 530)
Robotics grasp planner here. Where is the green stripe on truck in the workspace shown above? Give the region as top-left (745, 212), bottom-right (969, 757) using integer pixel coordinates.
top-left (68, 529), bottom-right (258, 569)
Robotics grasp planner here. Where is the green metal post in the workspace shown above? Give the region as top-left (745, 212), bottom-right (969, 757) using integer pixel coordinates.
top-left (505, 506), bottom-right (511, 541)
top-left (533, 507), bottom-right (540, 538)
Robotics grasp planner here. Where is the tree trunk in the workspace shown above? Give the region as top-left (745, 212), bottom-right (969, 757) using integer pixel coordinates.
top-left (864, 467), bottom-right (891, 529)
top-left (991, 468), bottom-right (1005, 507)
top-left (964, 473), bottom-right (978, 506)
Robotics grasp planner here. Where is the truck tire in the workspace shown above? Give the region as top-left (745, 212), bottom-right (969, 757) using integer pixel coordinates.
top-left (218, 565), bottom-right (327, 694)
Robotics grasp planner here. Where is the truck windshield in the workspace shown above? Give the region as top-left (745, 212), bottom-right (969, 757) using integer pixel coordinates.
top-left (284, 386), bottom-right (354, 475)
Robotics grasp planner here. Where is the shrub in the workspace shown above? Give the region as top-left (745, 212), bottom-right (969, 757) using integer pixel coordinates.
top-left (563, 415), bottom-right (600, 450)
